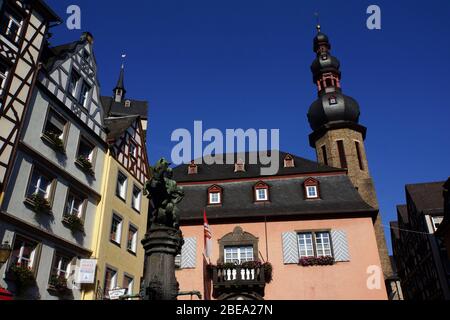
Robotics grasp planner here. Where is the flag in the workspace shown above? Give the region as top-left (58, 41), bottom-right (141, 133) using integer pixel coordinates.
top-left (203, 208), bottom-right (212, 259)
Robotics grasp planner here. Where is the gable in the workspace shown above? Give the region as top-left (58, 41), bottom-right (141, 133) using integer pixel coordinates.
top-left (39, 39), bottom-right (105, 139)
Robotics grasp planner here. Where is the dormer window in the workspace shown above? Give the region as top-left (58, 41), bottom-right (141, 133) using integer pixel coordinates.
top-left (188, 161), bottom-right (198, 175)
top-left (304, 178), bottom-right (320, 200)
top-left (125, 100), bottom-right (131, 108)
top-left (329, 96), bottom-right (337, 105)
top-left (208, 185), bottom-right (223, 205)
top-left (254, 181), bottom-right (269, 202)
top-left (234, 159), bottom-right (245, 173)
top-left (284, 154), bottom-right (295, 168)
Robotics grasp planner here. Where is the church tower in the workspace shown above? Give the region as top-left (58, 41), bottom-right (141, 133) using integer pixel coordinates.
top-left (306, 26), bottom-right (393, 278)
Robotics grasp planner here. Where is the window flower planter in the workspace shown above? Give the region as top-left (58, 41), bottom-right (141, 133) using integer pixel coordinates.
top-left (42, 131), bottom-right (65, 154)
top-left (63, 214), bottom-right (84, 232)
top-left (8, 264), bottom-right (36, 292)
top-left (48, 275), bottom-right (70, 295)
top-left (75, 156), bottom-right (94, 175)
top-left (298, 256), bottom-right (335, 267)
top-left (27, 193), bottom-right (52, 214)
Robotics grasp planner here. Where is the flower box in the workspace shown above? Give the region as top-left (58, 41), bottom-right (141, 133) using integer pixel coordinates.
top-left (63, 214), bottom-right (84, 232)
top-left (42, 132), bottom-right (65, 154)
top-left (298, 256), bottom-right (335, 267)
top-left (8, 264), bottom-right (36, 292)
top-left (75, 156), bottom-right (94, 175)
top-left (48, 275), bottom-right (70, 295)
top-left (27, 193), bottom-right (52, 214)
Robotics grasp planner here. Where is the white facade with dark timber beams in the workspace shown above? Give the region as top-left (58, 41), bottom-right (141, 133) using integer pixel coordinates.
top-left (0, 29), bottom-right (108, 300)
top-left (0, 0), bottom-right (61, 192)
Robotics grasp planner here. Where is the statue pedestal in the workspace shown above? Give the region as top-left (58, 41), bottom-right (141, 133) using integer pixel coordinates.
top-left (142, 225), bottom-right (183, 300)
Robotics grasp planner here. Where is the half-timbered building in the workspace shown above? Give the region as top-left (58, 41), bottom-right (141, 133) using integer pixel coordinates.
top-left (0, 0), bottom-right (60, 196)
top-left (0, 31), bottom-right (108, 300)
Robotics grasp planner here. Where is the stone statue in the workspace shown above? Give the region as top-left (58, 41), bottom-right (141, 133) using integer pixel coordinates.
top-left (144, 158), bottom-right (184, 229)
top-left (142, 158), bottom-right (184, 300)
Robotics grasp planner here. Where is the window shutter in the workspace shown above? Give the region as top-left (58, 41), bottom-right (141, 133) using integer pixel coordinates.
top-left (180, 237), bottom-right (197, 269)
top-left (282, 232), bottom-right (299, 264)
top-left (331, 230), bottom-right (350, 262)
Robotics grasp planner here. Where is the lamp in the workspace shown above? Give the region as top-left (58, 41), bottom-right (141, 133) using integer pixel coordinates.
top-left (0, 242), bottom-right (12, 264)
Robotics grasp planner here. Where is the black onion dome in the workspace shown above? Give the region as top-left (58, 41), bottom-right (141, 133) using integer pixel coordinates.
top-left (311, 54), bottom-right (341, 82)
top-left (307, 92), bottom-right (361, 131)
top-left (313, 32), bottom-right (330, 52)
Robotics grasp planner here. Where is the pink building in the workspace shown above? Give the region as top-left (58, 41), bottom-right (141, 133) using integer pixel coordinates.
top-left (172, 28), bottom-right (391, 300)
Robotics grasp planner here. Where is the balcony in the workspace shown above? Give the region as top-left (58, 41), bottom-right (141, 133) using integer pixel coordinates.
top-left (211, 265), bottom-right (266, 299)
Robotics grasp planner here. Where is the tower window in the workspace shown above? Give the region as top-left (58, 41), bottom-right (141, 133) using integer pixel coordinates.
top-left (355, 141), bottom-right (364, 171)
top-left (336, 140), bottom-right (348, 169)
top-left (329, 96), bottom-right (337, 105)
top-left (321, 145), bottom-right (329, 166)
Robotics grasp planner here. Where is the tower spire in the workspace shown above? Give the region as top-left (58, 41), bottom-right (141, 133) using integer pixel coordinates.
top-left (113, 54), bottom-right (126, 102)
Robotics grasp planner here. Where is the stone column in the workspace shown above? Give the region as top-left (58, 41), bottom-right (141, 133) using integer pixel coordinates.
top-left (142, 225), bottom-right (183, 300)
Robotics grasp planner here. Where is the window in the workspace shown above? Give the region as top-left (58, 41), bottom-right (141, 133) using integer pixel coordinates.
top-left (82, 49), bottom-right (90, 62)
top-left (50, 252), bottom-right (71, 280)
top-left (207, 185), bottom-right (222, 205)
top-left (209, 192), bottom-right (220, 204)
top-left (64, 191), bottom-right (85, 218)
top-left (2, 10), bottom-right (22, 43)
top-left (123, 275), bottom-right (134, 296)
top-left (283, 154), bottom-right (295, 168)
top-left (104, 267), bottom-right (118, 298)
top-left (254, 181), bottom-right (269, 202)
top-left (116, 171), bottom-right (128, 200)
top-left (188, 161), bottom-right (198, 175)
top-left (224, 246), bottom-right (254, 264)
top-left (78, 81), bottom-right (91, 108)
top-left (68, 70), bottom-right (80, 97)
top-left (306, 186), bottom-right (318, 199)
top-left (9, 235), bottom-right (38, 270)
top-left (27, 168), bottom-right (53, 199)
top-left (132, 186), bottom-right (142, 212)
top-left (124, 100), bottom-right (131, 108)
top-left (321, 145), bottom-right (329, 166)
top-left (329, 96), bottom-right (337, 105)
top-left (355, 141), bottom-right (364, 171)
top-left (43, 109), bottom-right (67, 140)
top-left (297, 231), bottom-right (332, 258)
top-left (127, 225), bottom-right (138, 253)
top-left (110, 214), bottom-right (123, 244)
top-left (77, 137), bottom-right (95, 162)
top-left (336, 140), bottom-right (347, 169)
top-left (304, 178), bottom-right (320, 200)
top-left (0, 61), bottom-right (9, 101)
top-left (431, 216), bottom-right (444, 233)
top-left (129, 141), bottom-right (137, 158)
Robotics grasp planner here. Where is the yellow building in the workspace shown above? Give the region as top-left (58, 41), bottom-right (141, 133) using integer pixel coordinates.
top-left (83, 113), bottom-right (150, 300)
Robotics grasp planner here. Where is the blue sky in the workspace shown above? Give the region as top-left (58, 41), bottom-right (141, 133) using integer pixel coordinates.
top-left (46, 0), bottom-right (450, 252)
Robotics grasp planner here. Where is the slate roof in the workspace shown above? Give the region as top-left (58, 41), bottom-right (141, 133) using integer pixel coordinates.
top-left (397, 205), bottom-right (409, 224)
top-left (173, 151), bottom-right (344, 183)
top-left (104, 116), bottom-right (138, 141)
top-left (406, 181), bottom-right (446, 215)
top-left (101, 96), bottom-right (149, 120)
top-left (173, 152), bottom-right (375, 221)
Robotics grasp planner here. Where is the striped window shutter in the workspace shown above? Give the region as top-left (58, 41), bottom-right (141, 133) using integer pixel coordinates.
top-left (180, 237), bottom-right (197, 269)
top-left (282, 232), bottom-right (299, 264)
top-left (331, 230), bottom-right (350, 262)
